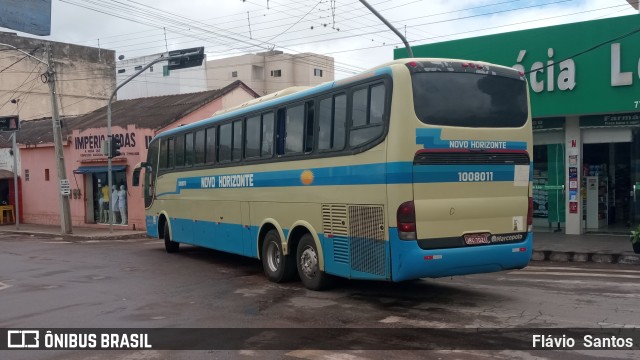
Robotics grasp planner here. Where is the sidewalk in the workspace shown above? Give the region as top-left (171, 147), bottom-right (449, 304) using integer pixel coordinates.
top-left (0, 223), bottom-right (638, 265)
top-left (0, 223), bottom-right (147, 240)
top-left (532, 231), bottom-right (640, 265)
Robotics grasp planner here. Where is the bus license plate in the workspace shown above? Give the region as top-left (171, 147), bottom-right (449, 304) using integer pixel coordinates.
top-left (464, 233), bottom-right (490, 245)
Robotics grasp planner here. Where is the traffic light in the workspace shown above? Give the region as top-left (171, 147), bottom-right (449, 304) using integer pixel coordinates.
top-left (110, 136), bottom-right (122, 158)
top-left (0, 115), bottom-right (20, 132)
top-left (167, 47), bottom-right (205, 70)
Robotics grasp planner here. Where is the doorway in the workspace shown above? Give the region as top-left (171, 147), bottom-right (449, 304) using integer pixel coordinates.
top-left (84, 170), bottom-right (127, 225)
top-left (582, 142), bottom-right (630, 233)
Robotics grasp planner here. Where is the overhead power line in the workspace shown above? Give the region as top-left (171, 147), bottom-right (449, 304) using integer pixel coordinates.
top-left (59, 0), bottom-right (578, 77)
top-left (0, 54), bottom-right (29, 74)
top-left (59, 0), bottom-right (367, 74)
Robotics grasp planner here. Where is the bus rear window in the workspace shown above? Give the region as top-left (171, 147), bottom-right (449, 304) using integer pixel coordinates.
top-left (411, 72), bottom-right (528, 128)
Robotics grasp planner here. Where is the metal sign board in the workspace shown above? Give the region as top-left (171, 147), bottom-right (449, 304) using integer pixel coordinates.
top-left (580, 112), bottom-right (640, 128)
top-left (532, 117), bottom-right (564, 132)
top-left (0, 0), bottom-right (52, 36)
top-left (59, 179), bottom-right (70, 196)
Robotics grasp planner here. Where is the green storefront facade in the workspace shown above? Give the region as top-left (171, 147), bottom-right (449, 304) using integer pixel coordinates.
top-left (395, 14), bottom-right (640, 235)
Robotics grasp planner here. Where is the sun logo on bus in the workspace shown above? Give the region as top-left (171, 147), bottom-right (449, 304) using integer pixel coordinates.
top-left (301, 170), bottom-right (314, 186)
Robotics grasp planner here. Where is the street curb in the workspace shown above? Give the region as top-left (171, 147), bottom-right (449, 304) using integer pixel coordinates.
top-left (532, 250), bottom-right (640, 265)
top-left (0, 229), bottom-right (148, 241)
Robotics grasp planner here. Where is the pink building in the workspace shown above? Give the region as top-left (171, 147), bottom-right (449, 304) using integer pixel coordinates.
top-left (16, 81), bottom-right (258, 230)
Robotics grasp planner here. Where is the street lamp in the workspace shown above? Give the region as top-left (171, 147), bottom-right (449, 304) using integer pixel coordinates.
top-left (358, 0), bottom-right (413, 57)
top-left (106, 47), bottom-right (205, 232)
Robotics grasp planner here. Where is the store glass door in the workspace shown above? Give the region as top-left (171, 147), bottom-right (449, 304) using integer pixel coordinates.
top-left (532, 143), bottom-right (565, 232)
top-left (631, 129), bottom-right (640, 230)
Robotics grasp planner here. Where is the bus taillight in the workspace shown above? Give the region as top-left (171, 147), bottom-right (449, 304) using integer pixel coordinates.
top-left (397, 201), bottom-right (416, 240)
top-left (527, 196), bottom-right (533, 230)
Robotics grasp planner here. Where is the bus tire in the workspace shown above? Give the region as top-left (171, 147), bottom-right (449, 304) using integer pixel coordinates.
top-left (262, 230), bottom-right (296, 283)
top-left (296, 234), bottom-right (333, 291)
top-left (164, 221), bottom-right (180, 253)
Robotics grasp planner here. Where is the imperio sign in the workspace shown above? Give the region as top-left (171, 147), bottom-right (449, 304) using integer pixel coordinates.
top-left (74, 132), bottom-right (138, 159)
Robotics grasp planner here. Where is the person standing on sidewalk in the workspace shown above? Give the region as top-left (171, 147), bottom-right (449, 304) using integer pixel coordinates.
top-left (118, 185), bottom-right (127, 225)
top-left (101, 184), bottom-right (110, 223)
top-left (111, 185), bottom-right (119, 224)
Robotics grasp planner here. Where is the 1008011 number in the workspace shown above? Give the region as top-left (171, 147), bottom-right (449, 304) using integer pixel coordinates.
top-left (458, 171), bottom-right (494, 182)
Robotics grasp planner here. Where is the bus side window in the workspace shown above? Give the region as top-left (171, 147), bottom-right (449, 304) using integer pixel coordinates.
top-left (318, 97), bottom-right (331, 150)
top-left (318, 94), bottom-right (346, 152)
top-left (351, 88), bottom-right (367, 127)
top-left (334, 94), bottom-right (347, 149)
top-left (285, 104), bottom-right (305, 154)
top-left (167, 137), bottom-right (175, 169)
top-left (232, 120), bottom-right (243, 161)
top-left (159, 138), bottom-right (168, 169)
top-left (369, 84), bottom-right (385, 124)
top-left (194, 129), bottom-right (205, 165)
top-left (219, 123), bottom-right (232, 162)
top-left (175, 134), bottom-right (185, 167)
top-left (205, 127), bottom-right (216, 164)
top-left (262, 112), bottom-right (274, 157)
top-left (305, 100), bottom-right (314, 154)
top-left (350, 83), bottom-right (385, 147)
top-left (245, 115), bottom-right (261, 159)
top-left (276, 108), bottom-right (286, 156)
top-left (185, 132), bottom-right (194, 167)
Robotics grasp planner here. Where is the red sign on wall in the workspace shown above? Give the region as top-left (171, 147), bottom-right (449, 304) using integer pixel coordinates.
top-left (569, 201), bottom-right (578, 214)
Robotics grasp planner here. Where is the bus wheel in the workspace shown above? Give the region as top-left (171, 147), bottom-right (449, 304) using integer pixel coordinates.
top-left (262, 230), bottom-right (296, 283)
top-left (297, 234), bottom-right (333, 291)
top-left (164, 221), bottom-right (180, 253)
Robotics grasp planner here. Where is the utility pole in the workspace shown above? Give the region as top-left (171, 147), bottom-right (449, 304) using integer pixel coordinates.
top-left (46, 44), bottom-right (72, 234)
top-left (11, 132), bottom-right (19, 230)
top-left (10, 99), bottom-right (20, 230)
top-left (0, 42), bottom-right (72, 234)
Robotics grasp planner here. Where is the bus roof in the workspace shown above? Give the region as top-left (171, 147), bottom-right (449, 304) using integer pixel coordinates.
top-left (155, 57), bottom-right (517, 140)
top-left (211, 86), bottom-right (312, 117)
top-left (155, 65), bottom-right (390, 139)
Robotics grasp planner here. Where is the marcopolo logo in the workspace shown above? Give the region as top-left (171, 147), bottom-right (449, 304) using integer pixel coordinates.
top-left (490, 233), bottom-right (525, 243)
top-left (7, 330), bottom-right (40, 348)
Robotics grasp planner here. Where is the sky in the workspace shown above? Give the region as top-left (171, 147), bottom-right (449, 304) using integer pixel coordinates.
top-left (2, 0), bottom-right (639, 79)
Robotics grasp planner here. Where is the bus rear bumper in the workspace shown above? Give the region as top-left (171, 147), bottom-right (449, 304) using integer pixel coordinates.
top-left (389, 231), bottom-right (533, 282)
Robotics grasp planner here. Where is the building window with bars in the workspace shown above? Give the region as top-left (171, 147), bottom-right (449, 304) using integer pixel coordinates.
top-left (231, 71), bottom-right (238, 78)
top-left (271, 69), bottom-right (281, 77)
top-left (24, 169), bottom-right (29, 181)
top-left (314, 68), bottom-right (323, 77)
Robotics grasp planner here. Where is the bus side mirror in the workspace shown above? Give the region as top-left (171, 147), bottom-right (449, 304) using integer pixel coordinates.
top-left (132, 162), bottom-right (147, 187)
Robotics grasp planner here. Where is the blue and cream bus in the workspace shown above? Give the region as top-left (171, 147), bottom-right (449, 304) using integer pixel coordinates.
top-left (134, 58), bottom-right (533, 290)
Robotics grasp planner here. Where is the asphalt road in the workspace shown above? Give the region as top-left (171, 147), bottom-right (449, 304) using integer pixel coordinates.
top-left (0, 232), bottom-right (639, 360)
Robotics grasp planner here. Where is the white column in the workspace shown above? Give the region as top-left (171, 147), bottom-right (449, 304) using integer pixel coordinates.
top-left (564, 116), bottom-right (582, 234)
